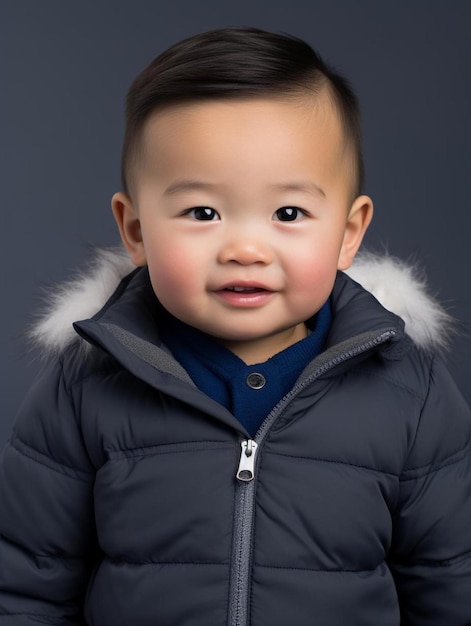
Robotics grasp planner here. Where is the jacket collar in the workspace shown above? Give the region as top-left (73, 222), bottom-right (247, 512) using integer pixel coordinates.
top-left (71, 266), bottom-right (406, 437)
top-left (73, 265), bottom-right (407, 378)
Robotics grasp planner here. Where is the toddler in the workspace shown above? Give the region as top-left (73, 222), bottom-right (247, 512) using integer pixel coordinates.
top-left (1, 27), bottom-right (470, 626)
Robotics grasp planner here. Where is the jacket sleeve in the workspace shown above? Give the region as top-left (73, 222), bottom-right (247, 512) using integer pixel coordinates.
top-left (0, 356), bottom-right (98, 624)
top-left (388, 355), bottom-right (471, 625)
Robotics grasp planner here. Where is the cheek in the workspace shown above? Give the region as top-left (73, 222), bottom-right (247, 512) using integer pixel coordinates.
top-left (145, 239), bottom-right (201, 300)
top-left (287, 245), bottom-right (340, 298)
top-left (292, 262), bottom-right (336, 292)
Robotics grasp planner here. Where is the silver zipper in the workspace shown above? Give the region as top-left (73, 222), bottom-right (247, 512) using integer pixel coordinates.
top-left (236, 440), bottom-right (258, 482)
top-left (227, 328), bottom-right (397, 626)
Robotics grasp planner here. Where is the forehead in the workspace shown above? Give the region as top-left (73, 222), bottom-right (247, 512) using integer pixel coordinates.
top-left (142, 95), bottom-right (343, 152)
top-left (136, 96), bottom-right (351, 195)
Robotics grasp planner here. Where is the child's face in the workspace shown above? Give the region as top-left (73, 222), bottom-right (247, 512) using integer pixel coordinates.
top-left (113, 97), bottom-right (372, 363)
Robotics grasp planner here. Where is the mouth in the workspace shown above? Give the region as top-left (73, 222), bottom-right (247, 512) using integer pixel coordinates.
top-left (213, 283), bottom-right (276, 307)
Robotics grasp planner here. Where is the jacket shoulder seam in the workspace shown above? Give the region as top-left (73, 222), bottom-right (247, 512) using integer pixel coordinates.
top-left (10, 434), bottom-right (94, 482)
top-left (400, 436), bottom-right (471, 480)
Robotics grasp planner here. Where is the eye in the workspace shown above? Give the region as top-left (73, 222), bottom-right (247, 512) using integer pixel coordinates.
top-left (274, 206), bottom-right (305, 222)
top-left (186, 206), bottom-right (220, 221)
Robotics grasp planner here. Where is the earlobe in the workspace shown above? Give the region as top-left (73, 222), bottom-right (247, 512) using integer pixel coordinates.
top-left (111, 192), bottom-right (147, 266)
top-left (337, 195), bottom-right (374, 271)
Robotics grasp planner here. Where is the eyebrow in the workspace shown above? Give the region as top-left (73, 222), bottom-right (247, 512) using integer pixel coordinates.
top-left (270, 182), bottom-right (326, 198)
top-left (164, 180), bottom-right (220, 195)
top-left (164, 179), bottom-right (326, 198)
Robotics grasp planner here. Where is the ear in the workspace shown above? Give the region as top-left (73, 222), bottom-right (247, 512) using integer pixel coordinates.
top-left (337, 195), bottom-right (374, 271)
top-left (111, 192), bottom-right (147, 266)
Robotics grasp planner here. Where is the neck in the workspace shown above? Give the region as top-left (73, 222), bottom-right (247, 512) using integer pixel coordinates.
top-left (220, 322), bottom-right (309, 365)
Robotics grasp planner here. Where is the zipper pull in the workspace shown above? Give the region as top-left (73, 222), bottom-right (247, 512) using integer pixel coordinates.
top-left (236, 440), bottom-right (258, 482)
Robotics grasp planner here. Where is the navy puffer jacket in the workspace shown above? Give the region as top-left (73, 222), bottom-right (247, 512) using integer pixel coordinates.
top-left (1, 252), bottom-right (471, 625)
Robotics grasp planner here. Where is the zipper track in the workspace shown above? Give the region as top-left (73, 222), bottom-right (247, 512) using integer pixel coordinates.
top-left (227, 328), bottom-right (397, 626)
top-left (228, 480), bottom-right (255, 626)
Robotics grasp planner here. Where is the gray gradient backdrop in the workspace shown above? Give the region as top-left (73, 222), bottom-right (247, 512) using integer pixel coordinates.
top-left (1, 1), bottom-right (470, 444)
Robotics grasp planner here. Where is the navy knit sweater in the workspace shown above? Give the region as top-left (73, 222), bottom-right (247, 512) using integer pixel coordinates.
top-left (160, 301), bottom-right (331, 436)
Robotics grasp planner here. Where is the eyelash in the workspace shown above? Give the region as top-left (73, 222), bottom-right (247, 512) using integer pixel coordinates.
top-left (273, 206), bottom-right (307, 222)
top-left (184, 207), bottom-right (219, 221)
top-left (184, 206), bottom-right (307, 222)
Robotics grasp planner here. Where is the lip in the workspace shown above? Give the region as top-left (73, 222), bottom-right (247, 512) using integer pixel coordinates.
top-left (212, 282), bottom-right (276, 308)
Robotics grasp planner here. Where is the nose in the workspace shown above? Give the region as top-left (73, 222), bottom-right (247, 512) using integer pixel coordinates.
top-left (217, 229), bottom-right (273, 265)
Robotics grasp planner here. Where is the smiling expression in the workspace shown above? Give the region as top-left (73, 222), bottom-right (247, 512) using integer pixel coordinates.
top-left (112, 97), bottom-right (372, 364)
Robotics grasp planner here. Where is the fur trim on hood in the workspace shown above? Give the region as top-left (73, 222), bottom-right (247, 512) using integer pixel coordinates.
top-left (29, 247), bottom-right (454, 355)
top-left (345, 252), bottom-right (454, 350)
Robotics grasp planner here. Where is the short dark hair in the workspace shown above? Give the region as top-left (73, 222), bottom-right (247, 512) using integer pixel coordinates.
top-left (121, 27), bottom-right (364, 197)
